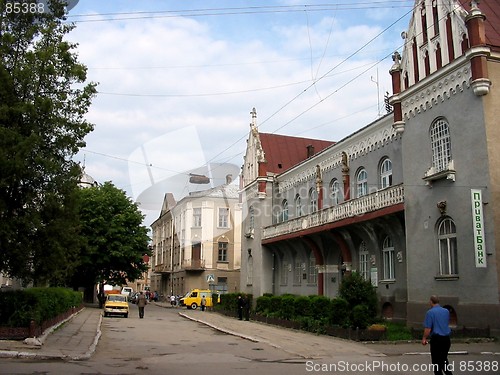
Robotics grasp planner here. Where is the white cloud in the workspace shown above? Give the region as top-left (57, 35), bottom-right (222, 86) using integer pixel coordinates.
top-left (70, 1), bottom-right (411, 225)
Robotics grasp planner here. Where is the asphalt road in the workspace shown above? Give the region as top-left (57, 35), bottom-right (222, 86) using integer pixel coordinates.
top-left (0, 303), bottom-right (498, 375)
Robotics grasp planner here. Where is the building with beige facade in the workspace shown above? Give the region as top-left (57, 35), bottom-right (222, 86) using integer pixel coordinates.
top-left (150, 183), bottom-right (241, 297)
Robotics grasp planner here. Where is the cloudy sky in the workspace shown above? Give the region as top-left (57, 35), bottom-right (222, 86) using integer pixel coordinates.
top-left (67, 0), bottom-right (415, 226)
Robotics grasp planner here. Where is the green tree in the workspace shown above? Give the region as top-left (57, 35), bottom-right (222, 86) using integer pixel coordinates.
top-left (339, 272), bottom-right (378, 326)
top-left (73, 182), bottom-right (151, 302)
top-left (0, 0), bottom-right (97, 284)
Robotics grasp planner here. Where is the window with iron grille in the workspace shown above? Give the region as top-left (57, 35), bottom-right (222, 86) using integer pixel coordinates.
top-left (430, 118), bottom-right (452, 173)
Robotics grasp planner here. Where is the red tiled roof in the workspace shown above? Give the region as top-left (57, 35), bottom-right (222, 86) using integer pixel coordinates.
top-left (259, 133), bottom-right (334, 174)
top-left (460, 0), bottom-right (500, 51)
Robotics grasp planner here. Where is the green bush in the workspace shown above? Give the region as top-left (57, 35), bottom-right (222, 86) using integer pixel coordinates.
top-left (279, 295), bottom-right (295, 320)
top-left (339, 272), bottom-right (378, 326)
top-left (255, 295), bottom-right (271, 315)
top-left (216, 293), bottom-right (252, 314)
top-left (351, 304), bottom-right (372, 329)
top-left (309, 295), bottom-right (332, 321)
top-left (329, 297), bottom-right (350, 327)
top-left (293, 296), bottom-right (312, 318)
top-left (269, 295), bottom-right (282, 313)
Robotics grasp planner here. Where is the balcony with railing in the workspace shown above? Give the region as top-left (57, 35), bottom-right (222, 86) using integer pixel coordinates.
top-left (262, 184), bottom-right (404, 240)
top-left (153, 264), bottom-right (172, 274)
top-left (182, 259), bottom-right (206, 271)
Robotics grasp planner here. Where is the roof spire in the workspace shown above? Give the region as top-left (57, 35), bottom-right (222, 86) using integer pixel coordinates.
top-left (250, 107), bottom-right (257, 128)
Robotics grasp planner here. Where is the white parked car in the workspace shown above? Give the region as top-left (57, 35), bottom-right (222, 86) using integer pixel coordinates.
top-left (121, 287), bottom-right (133, 298)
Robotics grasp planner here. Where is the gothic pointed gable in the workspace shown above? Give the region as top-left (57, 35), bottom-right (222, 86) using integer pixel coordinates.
top-left (400, 0), bottom-right (469, 89)
top-left (241, 108), bottom-right (334, 188)
top-left (159, 193), bottom-right (176, 216)
top-left (390, 0), bottom-right (498, 132)
top-left (399, 0), bottom-right (499, 90)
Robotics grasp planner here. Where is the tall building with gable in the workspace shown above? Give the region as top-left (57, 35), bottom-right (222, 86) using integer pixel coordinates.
top-left (240, 0), bottom-right (500, 331)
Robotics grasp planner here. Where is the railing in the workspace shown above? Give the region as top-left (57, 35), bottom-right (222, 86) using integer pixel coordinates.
top-left (154, 264), bottom-right (172, 273)
top-left (182, 259), bottom-right (205, 270)
top-left (263, 184), bottom-right (404, 240)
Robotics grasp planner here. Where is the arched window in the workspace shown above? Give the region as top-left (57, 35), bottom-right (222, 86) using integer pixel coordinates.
top-left (281, 199), bottom-right (289, 222)
top-left (430, 118), bottom-right (452, 173)
top-left (359, 241), bottom-right (370, 281)
top-left (382, 236), bottom-right (395, 280)
top-left (356, 168), bottom-right (368, 197)
top-left (309, 188), bottom-right (318, 213)
top-left (295, 195), bottom-right (303, 217)
top-left (330, 179), bottom-right (341, 206)
top-left (380, 158), bottom-right (393, 189)
top-left (437, 218), bottom-right (458, 275)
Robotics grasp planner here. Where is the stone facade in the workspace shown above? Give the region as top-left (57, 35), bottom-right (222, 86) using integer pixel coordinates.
top-left (240, 0), bottom-right (500, 331)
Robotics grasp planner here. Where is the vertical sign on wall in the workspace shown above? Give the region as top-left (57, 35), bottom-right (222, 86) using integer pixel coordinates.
top-left (471, 189), bottom-right (487, 267)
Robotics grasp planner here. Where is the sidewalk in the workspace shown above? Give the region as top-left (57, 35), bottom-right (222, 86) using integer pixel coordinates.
top-left (0, 305), bottom-right (102, 361)
top-left (0, 302), bottom-right (498, 361)
top-left (173, 305), bottom-right (500, 359)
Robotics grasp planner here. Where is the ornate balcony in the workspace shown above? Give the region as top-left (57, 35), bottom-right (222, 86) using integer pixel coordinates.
top-left (153, 264), bottom-right (172, 274)
top-left (182, 259), bottom-right (205, 271)
top-left (262, 184), bottom-right (404, 240)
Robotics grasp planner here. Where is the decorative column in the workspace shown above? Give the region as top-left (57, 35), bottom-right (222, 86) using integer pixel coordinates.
top-left (341, 152), bottom-right (350, 200)
top-left (316, 165), bottom-right (323, 210)
top-left (465, 0), bottom-right (491, 96)
top-left (389, 51), bottom-right (405, 133)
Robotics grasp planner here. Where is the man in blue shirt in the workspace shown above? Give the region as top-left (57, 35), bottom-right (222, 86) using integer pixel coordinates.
top-left (422, 295), bottom-right (453, 375)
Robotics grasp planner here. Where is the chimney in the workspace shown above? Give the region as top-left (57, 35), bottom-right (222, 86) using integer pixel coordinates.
top-left (306, 145), bottom-right (315, 158)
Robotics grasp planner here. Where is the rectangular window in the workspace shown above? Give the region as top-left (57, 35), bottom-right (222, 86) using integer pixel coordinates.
top-left (307, 256), bottom-right (317, 284)
top-left (193, 208), bottom-right (202, 227)
top-left (382, 249), bottom-right (395, 280)
top-left (439, 237), bottom-right (458, 275)
top-left (280, 262), bottom-right (289, 285)
top-left (359, 252), bottom-right (369, 281)
top-left (218, 208), bottom-right (229, 228)
top-left (294, 260), bottom-right (302, 284)
top-left (218, 242), bottom-right (228, 262)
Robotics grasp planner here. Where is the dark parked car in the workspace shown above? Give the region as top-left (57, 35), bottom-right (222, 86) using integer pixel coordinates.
top-left (129, 292), bottom-right (139, 304)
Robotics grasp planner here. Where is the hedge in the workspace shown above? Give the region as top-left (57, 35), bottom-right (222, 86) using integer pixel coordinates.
top-left (0, 288), bottom-right (82, 327)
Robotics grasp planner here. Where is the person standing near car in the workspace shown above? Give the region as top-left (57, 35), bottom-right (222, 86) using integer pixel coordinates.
top-left (422, 295), bottom-right (453, 375)
top-left (137, 291), bottom-right (147, 318)
top-left (201, 296), bottom-right (207, 311)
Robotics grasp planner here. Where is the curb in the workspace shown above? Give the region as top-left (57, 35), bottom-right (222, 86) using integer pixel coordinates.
top-left (0, 308), bottom-right (103, 361)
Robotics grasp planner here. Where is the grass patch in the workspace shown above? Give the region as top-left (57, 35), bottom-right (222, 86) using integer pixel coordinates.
top-left (384, 321), bottom-right (413, 341)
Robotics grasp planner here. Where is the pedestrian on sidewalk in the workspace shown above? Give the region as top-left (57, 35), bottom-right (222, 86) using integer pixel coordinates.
top-left (237, 295), bottom-right (244, 320)
top-left (201, 296), bottom-right (207, 311)
top-left (422, 295), bottom-right (453, 375)
top-left (137, 291), bottom-right (147, 318)
top-left (243, 296), bottom-right (250, 321)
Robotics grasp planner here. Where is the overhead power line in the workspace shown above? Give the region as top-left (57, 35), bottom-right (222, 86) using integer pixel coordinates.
top-left (67, 2), bottom-right (414, 23)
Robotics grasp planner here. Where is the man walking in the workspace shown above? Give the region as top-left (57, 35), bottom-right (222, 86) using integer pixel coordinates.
top-left (137, 291), bottom-right (147, 319)
top-left (422, 295), bottom-right (453, 375)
